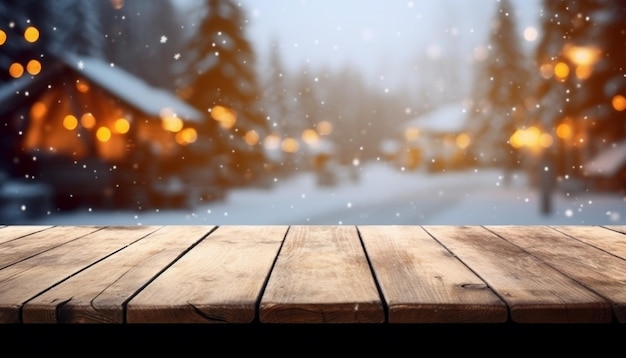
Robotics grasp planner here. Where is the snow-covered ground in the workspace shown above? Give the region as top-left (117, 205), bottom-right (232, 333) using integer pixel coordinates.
top-left (17, 161), bottom-right (626, 226)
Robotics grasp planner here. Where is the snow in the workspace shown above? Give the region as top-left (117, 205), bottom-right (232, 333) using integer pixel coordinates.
top-left (404, 102), bottom-right (469, 133)
top-left (19, 161), bottom-right (626, 226)
top-left (584, 140), bottom-right (626, 177)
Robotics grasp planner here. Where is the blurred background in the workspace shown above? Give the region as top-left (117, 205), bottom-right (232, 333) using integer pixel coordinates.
top-left (1, 0), bottom-right (625, 225)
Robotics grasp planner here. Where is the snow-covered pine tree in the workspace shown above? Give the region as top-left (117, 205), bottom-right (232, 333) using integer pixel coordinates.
top-left (185, 0), bottom-right (268, 187)
top-left (467, 0), bottom-right (530, 177)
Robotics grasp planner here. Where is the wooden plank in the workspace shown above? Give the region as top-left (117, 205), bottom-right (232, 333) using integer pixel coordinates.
top-left (552, 226), bottom-right (626, 260)
top-left (423, 226), bottom-right (612, 323)
top-left (604, 226), bottom-right (626, 235)
top-left (126, 225), bottom-right (287, 323)
top-left (358, 225), bottom-right (507, 323)
top-left (260, 225), bottom-right (384, 323)
top-left (21, 225), bottom-right (215, 323)
top-left (487, 225), bottom-right (626, 322)
top-left (0, 225), bottom-right (103, 269)
top-left (0, 225), bottom-right (160, 323)
top-left (0, 225), bottom-right (53, 245)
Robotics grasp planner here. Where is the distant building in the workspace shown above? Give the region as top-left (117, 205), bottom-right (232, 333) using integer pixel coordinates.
top-left (0, 52), bottom-right (214, 210)
top-left (397, 102), bottom-right (472, 172)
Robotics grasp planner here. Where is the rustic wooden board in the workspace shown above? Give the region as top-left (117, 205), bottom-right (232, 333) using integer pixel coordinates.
top-left (551, 226), bottom-right (626, 260)
top-left (0, 225), bottom-right (53, 245)
top-left (260, 225), bottom-right (384, 323)
top-left (0, 225), bottom-right (102, 269)
top-left (487, 225), bottom-right (626, 322)
top-left (604, 226), bottom-right (626, 235)
top-left (423, 226), bottom-right (612, 323)
top-left (21, 225), bottom-right (215, 323)
top-left (0, 225), bottom-right (160, 323)
top-left (126, 225), bottom-right (287, 323)
top-left (358, 225), bottom-right (508, 323)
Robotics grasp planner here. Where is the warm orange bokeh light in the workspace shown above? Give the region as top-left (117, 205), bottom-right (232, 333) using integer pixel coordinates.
top-left (24, 26), bottom-right (39, 43)
top-left (263, 133), bottom-right (281, 151)
top-left (175, 127), bottom-right (198, 145)
top-left (210, 105), bottom-right (237, 129)
top-left (114, 118), bottom-right (130, 134)
top-left (30, 102), bottom-right (47, 121)
top-left (9, 62), bottom-right (24, 78)
top-left (316, 120), bottom-right (333, 135)
top-left (96, 127), bottom-right (112, 142)
top-left (554, 62), bottom-right (569, 80)
top-left (612, 95), bottom-right (626, 111)
top-left (161, 115), bottom-right (183, 133)
top-left (404, 127), bottom-right (420, 142)
top-left (244, 130), bottom-right (260, 146)
top-left (81, 113), bottom-right (96, 129)
top-left (556, 123), bottom-right (572, 139)
top-left (26, 59), bottom-right (41, 75)
top-left (281, 137), bottom-right (300, 153)
top-left (76, 80), bottom-right (90, 93)
top-left (63, 115), bottom-right (78, 130)
top-left (0, 30), bottom-right (6, 45)
top-left (455, 133), bottom-right (471, 150)
top-left (301, 128), bottom-right (319, 144)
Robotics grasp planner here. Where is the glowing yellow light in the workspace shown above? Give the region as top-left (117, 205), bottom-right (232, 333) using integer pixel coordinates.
top-left (554, 62), bottom-right (569, 80)
top-left (302, 128), bottom-right (319, 144)
top-left (612, 95), bottom-right (626, 111)
top-left (161, 115), bottom-right (183, 132)
top-left (81, 113), bottom-right (96, 129)
top-left (114, 118), bottom-right (130, 134)
top-left (575, 65), bottom-right (593, 80)
top-left (539, 133), bottom-right (553, 148)
top-left (24, 26), bottom-right (39, 43)
top-left (176, 128), bottom-right (198, 145)
top-left (564, 45), bottom-right (601, 66)
top-left (76, 80), bottom-right (90, 93)
top-left (63, 115), bottom-right (78, 130)
top-left (455, 133), bottom-right (471, 150)
top-left (210, 105), bottom-right (236, 129)
top-left (316, 120), bottom-right (333, 135)
top-left (0, 30), bottom-right (6, 45)
top-left (281, 137), bottom-right (300, 153)
top-left (26, 59), bottom-right (41, 75)
top-left (30, 102), bottom-right (47, 121)
top-left (9, 62), bottom-right (24, 78)
top-left (244, 130), bottom-right (260, 146)
top-left (96, 127), bottom-right (112, 142)
top-left (404, 127), bottom-right (420, 142)
top-left (556, 123), bottom-right (572, 139)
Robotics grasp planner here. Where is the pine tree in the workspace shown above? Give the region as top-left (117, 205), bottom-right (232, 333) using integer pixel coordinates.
top-left (467, 0), bottom-right (530, 176)
top-left (185, 0), bottom-right (268, 187)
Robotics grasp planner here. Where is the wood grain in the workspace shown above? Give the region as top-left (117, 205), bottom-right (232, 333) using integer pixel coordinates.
top-left (260, 225), bottom-right (384, 323)
top-left (22, 225), bottom-right (215, 323)
top-left (487, 225), bottom-right (626, 322)
top-left (359, 225), bottom-right (507, 323)
top-left (423, 225), bottom-right (612, 323)
top-left (0, 226), bottom-right (53, 245)
top-left (0, 225), bottom-right (160, 323)
top-left (126, 225), bottom-right (287, 323)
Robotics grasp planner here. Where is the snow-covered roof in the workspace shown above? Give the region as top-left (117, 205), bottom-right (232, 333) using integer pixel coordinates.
top-left (584, 140), bottom-right (626, 177)
top-left (59, 53), bottom-right (204, 123)
top-left (404, 102), bottom-right (469, 134)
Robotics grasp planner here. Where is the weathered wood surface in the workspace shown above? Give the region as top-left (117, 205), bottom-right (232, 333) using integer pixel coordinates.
top-left (1, 225), bottom-right (625, 324)
top-left (358, 225), bottom-right (507, 323)
top-left (259, 225), bottom-right (384, 323)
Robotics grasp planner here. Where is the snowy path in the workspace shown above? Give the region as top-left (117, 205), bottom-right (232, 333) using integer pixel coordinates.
top-left (20, 162), bottom-right (626, 226)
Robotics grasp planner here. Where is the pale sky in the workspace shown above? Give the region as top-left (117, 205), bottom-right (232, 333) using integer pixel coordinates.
top-left (236, 0), bottom-right (543, 87)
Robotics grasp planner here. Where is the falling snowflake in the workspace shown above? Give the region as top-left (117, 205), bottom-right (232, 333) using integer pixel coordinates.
top-left (173, 53), bottom-right (181, 60)
top-left (160, 35), bottom-right (167, 44)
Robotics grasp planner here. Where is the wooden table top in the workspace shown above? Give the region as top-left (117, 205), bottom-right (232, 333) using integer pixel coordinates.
top-left (1, 224), bottom-right (625, 325)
